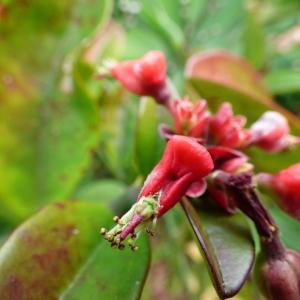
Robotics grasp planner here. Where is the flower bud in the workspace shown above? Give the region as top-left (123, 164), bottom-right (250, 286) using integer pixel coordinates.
top-left (208, 103), bottom-right (251, 149)
top-left (250, 111), bottom-right (300, 152)
top-left (109, 50), bottom-right (169, 104)
top-left (272, 163), bottom-right (300, 220)
top-left (257, 164), bottom-right (300, 220)
top-left (101, 135), bottom-right (214, 249)
top-left (257, 248), bottom-right (300, 300)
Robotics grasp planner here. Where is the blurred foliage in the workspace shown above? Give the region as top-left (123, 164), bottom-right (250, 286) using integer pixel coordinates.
top-left (0, 0), bottom-right (300, 299)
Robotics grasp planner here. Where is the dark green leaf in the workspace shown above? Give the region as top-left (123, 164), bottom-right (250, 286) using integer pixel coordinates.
top-left (0, 201), bottom-right (150, 300)
top-left (181, 198), bottom-right (255, 299)
top-left (61, 235), bottom-right (150, 300)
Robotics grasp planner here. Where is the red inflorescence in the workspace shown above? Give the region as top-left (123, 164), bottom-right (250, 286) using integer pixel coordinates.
top-left (100, 50), bottom-right (300, 252)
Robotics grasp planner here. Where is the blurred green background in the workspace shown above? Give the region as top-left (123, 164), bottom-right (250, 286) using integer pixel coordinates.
top-left (0, 0), bottom-right (300, 299)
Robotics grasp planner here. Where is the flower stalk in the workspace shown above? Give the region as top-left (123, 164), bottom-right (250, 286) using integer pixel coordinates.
top-left (101, 196), bottom-right (159, 250)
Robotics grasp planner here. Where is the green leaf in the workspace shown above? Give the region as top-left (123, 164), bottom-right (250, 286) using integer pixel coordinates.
top-left (184, 0), bottom-right (207, 27)
top-left (124, 26), bottom-right (169, 60)
top-left (139, 0), bottom-right (185, 52)
top-left (181, 198), bottom-right (255, 299)
top-left (186, 50), bottom-right (300, 173)
top-left (243, 11), bottom-right (266, 69)
top-left (192, 0), bottom-right (245, 51)
top-left (0, 201), bottom-right (150, 300)
top-left (264, 70), bottom-right (300, 94)
top-left (98, 92), bottom-right (139, 183)
top-left (74, 179), bottom-right (127, 203)
top-left (135, 97), bottom-right (165, 177)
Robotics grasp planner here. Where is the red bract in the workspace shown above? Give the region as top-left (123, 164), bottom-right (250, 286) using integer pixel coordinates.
top-left (272, 163), bottom-right (300, 220)
top-left (101, 135), bottom-right (214, 249)
top-left (208, 186), bottom-right (236, 214)
top-left (207, 147), bottom-right (252, 213)
top-left (208, 103), bottom-right (251, 149)
top-left (207, 146), bottom-right (250, 173)
top-left (171, 97), bottom-right (210, 137)
top-left (250, 111), bottom-right (300, 152)
top-left (110, 50), bottom-right (169, 103)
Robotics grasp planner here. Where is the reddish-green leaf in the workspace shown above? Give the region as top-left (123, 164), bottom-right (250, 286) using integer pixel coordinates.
top-left (0, 201), bottom-right (150, 300)
top-left (0, 0), bottom-right (113, 223)
top-left (181, 198), bottom-right (255, 299)
top-left (186, 50), bottom-right (271, 103)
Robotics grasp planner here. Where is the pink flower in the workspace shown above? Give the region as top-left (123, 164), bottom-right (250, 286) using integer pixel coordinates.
top-left (171, 97), bottom-right (210, 138)
top-left (208, 103), bottom-right (251, 149)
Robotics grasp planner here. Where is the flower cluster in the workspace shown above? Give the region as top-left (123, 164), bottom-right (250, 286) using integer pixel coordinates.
top-left (98, 50), bottom-right (300, 252)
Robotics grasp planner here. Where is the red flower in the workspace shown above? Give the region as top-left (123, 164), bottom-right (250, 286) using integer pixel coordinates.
top-left (110, 50), bottom-right (169, 104)
top-left (171, 97), bottom-right (210, 138)
top-left (101, 135), bottom-right (214, 249)
top-left (250, 111), bottom-right (300, 152)
top-left (272, 163), bottom-right (300, 220)
top-left (208, 103), bottom-right (251, 149)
